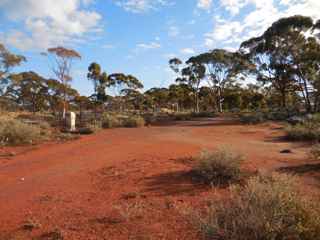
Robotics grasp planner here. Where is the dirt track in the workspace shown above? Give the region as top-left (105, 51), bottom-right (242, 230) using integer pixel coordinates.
top-left (1, 118), bottom-right (319, 239)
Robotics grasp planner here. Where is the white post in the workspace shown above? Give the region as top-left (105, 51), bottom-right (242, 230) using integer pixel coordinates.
top-left (70, 112), bottom-right (76, 132)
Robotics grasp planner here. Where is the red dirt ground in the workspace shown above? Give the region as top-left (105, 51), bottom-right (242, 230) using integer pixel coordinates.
top-left (1, 117), bottom-right (320, 239)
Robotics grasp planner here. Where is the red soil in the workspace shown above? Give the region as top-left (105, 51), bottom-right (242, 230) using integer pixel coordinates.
top-left (0, 117), bottom-right (319, 239)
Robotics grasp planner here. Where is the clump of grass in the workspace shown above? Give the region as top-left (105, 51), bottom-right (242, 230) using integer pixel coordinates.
top-left (101, 113), bottom-right (121, 129)
top-left (0, 119), bottom-right (43, 145)
top-left (193, 148), bottom-right (244, 185)
top-left (309, 144), bottom-right (320, 160)
top-left (173, 112), bottom-right (193, 121)
top-left (198, 173), bottom-right (320, 240)
top-left (285, 122), bottom-right (320, 141)
top-left (123, 115), bottom-right (145, 128)
top-left (239, 112), bottom-right (265, 124)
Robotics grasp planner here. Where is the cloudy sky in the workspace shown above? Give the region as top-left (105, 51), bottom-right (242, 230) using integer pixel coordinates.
top-left (0, 0), bottom-right (319, 95)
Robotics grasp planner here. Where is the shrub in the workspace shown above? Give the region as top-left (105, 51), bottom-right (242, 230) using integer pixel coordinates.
top-left (285, 122), bottom-right (320, 141)
top-left (239, 112), bottom-right (265, 124)
top-left (193, 148), bottom-right (243, 185)
top-left (0, 119), bottom-right (42, 145)
top-left (198, 173), bottom-right (320, 240)
top-left (309, 144), bottom-right (320, 160)
top-left (191, 111), bottom-right (217, 118)
top-left (101, 113), bottom-right (121, 129)
top-left (174, 112), bottom-right (193, 121)
top-left (123, 115), bottom-right (145, 128)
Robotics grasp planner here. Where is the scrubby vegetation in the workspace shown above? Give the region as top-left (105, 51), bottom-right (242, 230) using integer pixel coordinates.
top-left (123, 115), bottom-right (145, 128)
top-left (193, 148), bottom-right (244, 185)
top-left (309, 144), bottom-right (320, 160)
top-left (285, 121), bottom-right (320, 141)
top-left (101, 113), bottom-right (145, 128)
top-left (198, 173), bottom-right (320, 240)
top-left (0, 118), bottom-right (46, 145)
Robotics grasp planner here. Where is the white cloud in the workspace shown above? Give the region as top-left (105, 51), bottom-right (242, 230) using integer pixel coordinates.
top-left (0, 0), bottom-right (101, 50)
top-left (137, 42), bottom-right (161, 49)
top-left (114, 0), bottom-right (172, 13)
top-left (180, 48), bottom-right (195, 55)
top-left (197, 0), bottom-right (212, 10)
top-left (204, 0), bottom-right (320, 49)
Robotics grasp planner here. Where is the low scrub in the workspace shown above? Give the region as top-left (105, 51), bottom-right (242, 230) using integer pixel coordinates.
top-left (191, 111), bottom-right (217, 118)
top-left (239, 112), bottom-right (265, 124)
top-left (0, 119), bottom-right (44, 145)
top-left (285, 122), bottom-right (320, 141)
top-left (173, 112), bottom-right (193, 121)
top-left (101, 113), bottom-right (121, 129)
top-left (309, 144), bottom-right (320, 160)
top-left (198, 173), bottom-right (320, 240)
top-left (193, 148), bottom-right (243, 185)
top-left (123, 115), bottom-right (145, 128)
top-left (101, 113), bottom-right (144, 128)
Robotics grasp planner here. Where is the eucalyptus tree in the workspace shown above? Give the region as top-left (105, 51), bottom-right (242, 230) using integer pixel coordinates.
top-left (0, 43), bottom-right (26, 95)
top-left (144, 87), bottom-right (169, 111)
top-left (191, 49), bottom-right (249, 112)
top-left (107, 73), bottom-right (143, 111)
top-left (240, 15), bottom-right (320, 111)
top-left (169, 57), bottom-right (205, 113)
top-left (6, 71), bottom-right (48, 112)
top-left (43, 46), bottom-right (81, 118)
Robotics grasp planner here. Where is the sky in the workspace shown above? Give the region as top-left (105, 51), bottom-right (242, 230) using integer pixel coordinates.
top-left (0, 0), bottom-right (319, 96)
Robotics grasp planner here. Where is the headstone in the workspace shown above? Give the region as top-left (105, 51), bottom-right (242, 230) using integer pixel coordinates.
top-left (70, 111), bottom-right (76, 132)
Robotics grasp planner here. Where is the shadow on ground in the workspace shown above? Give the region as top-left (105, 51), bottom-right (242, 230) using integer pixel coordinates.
top-left (143, 170), bottom-right (209, 197)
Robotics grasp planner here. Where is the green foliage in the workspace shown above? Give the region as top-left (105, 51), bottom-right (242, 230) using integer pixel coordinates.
top-left (0, 118), bottom-right (43, 145)
top-left (309, 144), bottom-right (320, 160)
top-left (101, 113), bottom-right (145, 128)
top-left (198, 173), bottom-right (320, 240)
top-left (123, 115), bottom-right (145, 128)
top-left (285, 122), bottom-right (320, 141)
top-left (173, 112), bottom-right (193, 121)
top-left (193, 148), bottom-right (243, 185)
top-left (239, 112), bottom-right (265, 124)
top-left (101, 113), bottom-right (121, 129)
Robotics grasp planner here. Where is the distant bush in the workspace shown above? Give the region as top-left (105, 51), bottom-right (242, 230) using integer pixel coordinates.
top-left (285, 122), bottom-right (320, 141)
top-left (198, 173), bottom-right (320, 240)
top-left (101, 113), bottom-right (122, 129)
top-left (193, 148), bottom-right (243, 185)
top-left (174, 112), bottom-right (193, 121)
top-left (309, 144), bottom-right (320, 160)
top-left (191, 111), bottom-right (217, 118)
top-left (239, 112), bottom-right (265, 124)
top-left (0, 119), bottom-right (43, 145)
top-left (123, 115), bottom-right (145, 128)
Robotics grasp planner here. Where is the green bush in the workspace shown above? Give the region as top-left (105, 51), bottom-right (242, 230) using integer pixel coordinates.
top-left (239, 112), bottom-right (265, 124)
top-left (309, 144), bottom-right (320, 160)
top-left (193, 148), bottom-right (243, 185)
top-left (191, 111), bottom-right (217, 118)
top-left (199, 173), bottom-right (320, 240)
top-left (174, 112), bottom-right (193, 121)
top-left (123, 115), bottom-right (145, 128)
top-left (101, 113), bottom-right (121, 129)
top-left (285, 122), bottom-right (320, 141)
top-left (0, 119), bottom-right (43, 145)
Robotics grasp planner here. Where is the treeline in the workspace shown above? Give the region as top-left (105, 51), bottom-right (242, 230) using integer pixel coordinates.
top-left (0, 15), bottom-right (319, 115)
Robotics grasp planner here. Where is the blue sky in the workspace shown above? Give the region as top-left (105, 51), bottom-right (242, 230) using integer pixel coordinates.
top-left (0, 0), bottom-right (319, 96)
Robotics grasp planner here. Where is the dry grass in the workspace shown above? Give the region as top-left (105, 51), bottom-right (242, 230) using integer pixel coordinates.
top-left (197, 173), bottom-right (320, 240)
top-left (285, 122), bottom-right (320, 141)
top-left (0, 118), bottom-right (45, 145)
top-left (193, 148), bottom-right (244, 185)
